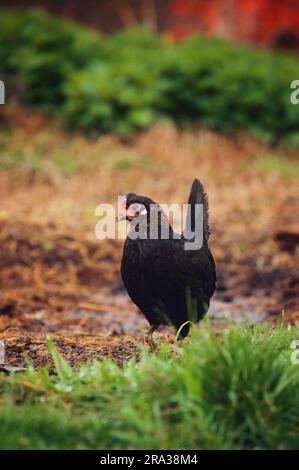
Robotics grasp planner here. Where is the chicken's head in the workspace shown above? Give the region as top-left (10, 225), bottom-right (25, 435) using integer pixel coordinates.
top-left (117, 194), bottom-right (151, 222)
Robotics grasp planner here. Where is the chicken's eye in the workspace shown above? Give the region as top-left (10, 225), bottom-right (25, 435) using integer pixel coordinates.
top-left (127, 203), bottom-right (147, 217)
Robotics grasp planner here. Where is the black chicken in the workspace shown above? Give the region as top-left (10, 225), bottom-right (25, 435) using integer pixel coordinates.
top-left (118, 179), bottom-right (216, 341)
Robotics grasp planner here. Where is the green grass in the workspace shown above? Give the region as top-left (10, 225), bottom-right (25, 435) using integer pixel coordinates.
top-left (257, 154), bottom-right (299, 181)
top-left (103, 151), bottom-right (149, 171)
top-left (0, 323), bottom-right (298, 450)
top-left (0, 130), bottom-right (80, 176)
top-left (0, 147), bottom-right (80, 176)
top-left (0, 130), bottom-right (149, 174)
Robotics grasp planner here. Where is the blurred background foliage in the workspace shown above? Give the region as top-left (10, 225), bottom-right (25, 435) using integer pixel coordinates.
top-left (1, 7), bottom-right (299, 143)
top-left (2, 0), bottom-right (299, 47)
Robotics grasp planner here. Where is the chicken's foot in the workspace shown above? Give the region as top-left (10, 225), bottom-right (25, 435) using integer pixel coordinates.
top-left (146, 324), bottom-right (159, 350)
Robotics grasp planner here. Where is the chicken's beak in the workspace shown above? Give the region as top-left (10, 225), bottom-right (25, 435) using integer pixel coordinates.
top-left (116, 214), bottom-right (126, 222)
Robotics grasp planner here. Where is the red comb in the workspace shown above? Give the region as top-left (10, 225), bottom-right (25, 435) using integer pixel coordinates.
top-left (120, 196), bottom-right (127, 215)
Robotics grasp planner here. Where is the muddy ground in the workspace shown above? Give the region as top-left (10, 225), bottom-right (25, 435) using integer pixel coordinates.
top-left (0, 108), bottom-right (298, 368)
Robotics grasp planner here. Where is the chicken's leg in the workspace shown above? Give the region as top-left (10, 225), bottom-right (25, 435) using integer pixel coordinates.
top-left (146, 324), bottom-right (159, 350)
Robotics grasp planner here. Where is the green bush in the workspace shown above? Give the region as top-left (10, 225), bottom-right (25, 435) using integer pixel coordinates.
top-left (61, 28), bottom-right (165, 136)
top-left (157, 38), bottom-right (299, 143)
top-left (62, 63), bottom-right (160, 136)
top-left (0, 11), bottom-right (27, 72)
top-left (0, 323), bottom-right (298, 449)
top-left (1, 8), bottom-right (299, 142)
top-left (0, 9), bottom-right (104, 111)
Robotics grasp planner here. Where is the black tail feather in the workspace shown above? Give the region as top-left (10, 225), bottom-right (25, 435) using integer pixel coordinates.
top-left (183, 178), bottom-right (210, 243)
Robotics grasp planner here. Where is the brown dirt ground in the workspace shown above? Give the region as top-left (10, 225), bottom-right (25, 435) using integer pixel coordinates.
top-left (0, 106), bottom-right (298, 368)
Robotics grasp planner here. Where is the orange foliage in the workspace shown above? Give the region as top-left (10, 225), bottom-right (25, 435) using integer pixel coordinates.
top-left (171, 0), bottom-right (299, 47)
